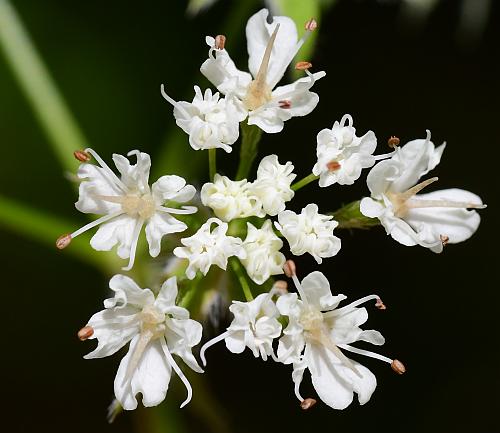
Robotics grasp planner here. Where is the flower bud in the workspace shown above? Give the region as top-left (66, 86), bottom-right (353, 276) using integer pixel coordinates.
top-left (56, 234), bottom-right (72, 249)
top-left (391, 359), bottom-right (406, 374)
top-left (300, 398), bottom-right (317, 410)
top-left (283, 259), bottom-right (296, 278)
top-left (78, 325), bottom-right (94, 341)
top-left (73, 150), bottom-right (91, 162)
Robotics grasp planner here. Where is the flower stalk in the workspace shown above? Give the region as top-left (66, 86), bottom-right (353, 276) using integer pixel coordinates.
top-left (291, 173), bottom-right (319, 191)
top-left (235, 123), bottom-right (262, 180)
top-left (331, 200), bottom-right (380, 230)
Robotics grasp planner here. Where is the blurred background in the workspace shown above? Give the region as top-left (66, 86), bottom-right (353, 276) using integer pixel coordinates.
top-left (0, 0), bottom-right (498, 432)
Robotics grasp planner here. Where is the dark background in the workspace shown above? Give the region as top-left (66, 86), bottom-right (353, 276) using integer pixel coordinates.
top-left (1, 1), bottom-right (498, 432)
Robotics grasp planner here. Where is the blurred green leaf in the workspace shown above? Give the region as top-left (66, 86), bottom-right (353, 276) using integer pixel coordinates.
top-left (0, 0), bottom-right (89, 172)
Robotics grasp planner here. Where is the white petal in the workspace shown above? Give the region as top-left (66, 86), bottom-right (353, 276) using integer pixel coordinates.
top-left (300, 271), bottom-right (346, 310)
top-left (112, 151), bottom-right (151, 192)
top-left (165, 318), bottom-right (204, 373)
top-left (327, 307), bottom-right (369, 344)
top-left (152, 175), bottom-right (196, 203)
top-left (360, 197), bottom-right (385, 218)
top-left (90, 215), bottom-right (138, 259)
top-left (225, 332), bottom-right (246, 354)
top-left (106, 274), bottom-right (155, 309)
top-left (84, 307), bottom-right (140, 359)
top-left (154, 276), bottom-right (179, 313)
top-left (114, 337), bottom-right (171, 410)
top-left (366, 159), bottom-right (402, 198)
top-left (145, 212), bottom-right (187, 257)
top-left (246, 9), bottom-right (298, 89)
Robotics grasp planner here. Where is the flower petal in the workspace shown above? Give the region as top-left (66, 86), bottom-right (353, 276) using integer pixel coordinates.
top-left (151, 175), bottom-right (196, 203)
top-left (106, 274), bottom-right (155, 309)
top-left (145, 212), bottom-right (188, 257)
top-left (114, 337), bottom-right (172, 410)
top-left (90, 214), bottom-right (139, 259)
top-left (301, 271), bottom-right (346, 310)
top-left (112, 151), bottom-right (151, 192)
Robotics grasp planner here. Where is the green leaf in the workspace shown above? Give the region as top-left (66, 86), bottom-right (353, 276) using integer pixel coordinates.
top-left (0, 0), bottom-right (90, 172)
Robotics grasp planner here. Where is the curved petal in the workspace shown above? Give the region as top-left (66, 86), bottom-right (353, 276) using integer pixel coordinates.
top-left (106, 274), bottom-right (155, 308)
top-left (90, 214), bottom-right (139, 259)
top-left (114, 337), bottom-right (172, 410)
top-left (145, 212), bottom-right (187, 257)
top-left (360, 197), bottom-right (385, 218)
top-left (327, 307), bottom-right (369, 345)
top-left (152, 175), bottom-right (196, 203)
top-left (225, 332), bottom-right (246, 354)
top-left (246, 9), bottom-right (298, 88)
top-left (300, 271), bottom-right (346, 311)
top-left (165, 318), bottom-right (204, 373)
top-left (112, 151), bottom-right (151, 193)
top-left (84, 307), bottom-right (140, 358)
top-left (154, 276), bottom-right (179, 313)
top-left (366, 159), bottom-right (402, 198)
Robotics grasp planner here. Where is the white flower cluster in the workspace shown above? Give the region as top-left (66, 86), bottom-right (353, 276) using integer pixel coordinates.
top-left (56, 6), bottom-right (486, 418)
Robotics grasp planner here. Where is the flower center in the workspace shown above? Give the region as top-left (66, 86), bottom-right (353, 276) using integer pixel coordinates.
top-left (140, 304), bottom-right (166, 337)
top-left (121, 193), bottom-right (156, 219)
top-left (243, 24), bottom-right (280, 111)
top-left (299, 306), bottom-right (324, 332)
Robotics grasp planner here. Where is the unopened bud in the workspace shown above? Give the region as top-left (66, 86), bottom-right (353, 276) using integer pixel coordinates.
top-left (375, 298), bottom-right (386, 310)
top-left (214, 34), bottom-right (226, 50)
top-left (305, 18), bottom-right (318, 32)
top-left (295, 61), bottom-right (312, 71)
top-left (391, 359), bottom-right (406, 374)
top-left (56, 233), bottom-right (72, 249)
top-left (283, 259), bottom-right (296, 278)
top-left (273, 280), bottom-right (288, 294)
top-left (387, 136), bottom-right (400, 148)
top-left (440, 235), bottom-right (449, 246)
top-left (327, 161), bottom-right (341, 172)
top-left (78, 325), bottom-right (94, 341)
top-left (300, 398), bottom-right (317, 410)
top-left (74, 150), bottom-right (91, 162)
top-left (279, 100), bottom-right (292, 109)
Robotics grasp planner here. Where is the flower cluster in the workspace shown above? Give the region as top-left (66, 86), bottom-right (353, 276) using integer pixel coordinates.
top-left (57, 7), bottom-right (485, 418)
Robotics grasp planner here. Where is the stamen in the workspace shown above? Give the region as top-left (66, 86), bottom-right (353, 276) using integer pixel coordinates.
top-left (283, 259), bottom-right (296, 278)
top-left (373, 149), bottom-right (397, 161)
top-left (295, 61), bottom-right (312, 71)
top-left (70, 211), bottom-right (124, 239)
top-left (56, 233), bottom-right (72, 249)
top-left (294, 377), bottom-right (305, 402)
top-left (84, 148), bottom-right (128, 193)
top-left (77, 325), bottom-right (94, 341)
top-left (157, 205), bottom-right (198, 215)
top-left (160, 84), bottom-right (191, 119)
top-left (440, 235), bottom-right (449, 246)
top-left (399, 177), bottom-right (439, 202)
top-left (327, 161), bottom-right (341, 172)
top-left (106, 398), bottom-right (122, 424)
top-left (323, 294), bottom-right (381, 318)
top-left (122, 219), bottom-right (145, 271)
top-left (292, 274), bottom-right (310, 305)
top-left (340, 114), bottom-right (353, 127)
top-left (74, 150), bottom-right (91, 162)
top-left (161, 338), bottom-right (195, 408)
top-left (305, 18), bottom-right (318, 32)
top-left (387, 136), bottom-right (400, 148)
top-left (279, 99), bottom-right (292, 109)
top-left (391, 359), bottom-right (406, 374)
top-left (407, 198), bottom-right (487, 210)
top-left (337, 344), bottom-right (393, 364)
top-left (375, 298), bottom-right (387, 310)
top-left (199, 330), bottom-right (230, 366)
top-left (214, 34), bottom-right (226, 50)
top-left (300, 398), bottom-right (317, 410)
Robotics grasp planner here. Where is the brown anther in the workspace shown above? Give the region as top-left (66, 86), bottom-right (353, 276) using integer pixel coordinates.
top-left (305, 18), bottom-right (318, 32)
top-left (326, 161), bottom-right (341, 172)
top-left (295, 61), bottom-right (312, 71)
top-left (283, 259), bottom-right (297, 278)
top-left (273, 280), bottom-right (288, 294)
top-left (279, 100), bottom-right (292, 109)
top-left (391, 359), bottom-right (406, 375)
top-left (78, 325), bottom-right (94, 341)
top-left (300, 398), bottom-right (317, 410)
top-left (56, 233), bottom-right (72, 249)
top-left (214, 34), bottom-right (226, 50)
top-left (73, 150), bottom-right (91, 162)
top-left (375, 298), bottom-right (387, 310)
top-left (440, 235), bottom-right (449, 246)
top-left (387, 136), bottom-right (400, 148)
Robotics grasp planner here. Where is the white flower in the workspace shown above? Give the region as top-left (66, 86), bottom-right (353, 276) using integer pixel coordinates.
top-left (250, 154), bottom-right (296, 216)
top-left (200, 291), bottom-right (282, 363)
top-left (360, 131), bottom-right (485, 253)
top-left (201, 174), bottom-right (264, 221)
top-left (277, 271), bottom-right (400, 410)
top-left (275, 204), bottom-right (341, 264)
top-left (84, 275), bottom-right (203, 410)
top-left (312, 114), bottom-right (387, 187)
top-left (241, 220), bottom-right (286, 284)
top-left (173, 217), bottom-right (246, 279)
top-left (62, 149), bottom-right (197, 270)
top-left (161, 85), bottom-right (244, 153)
top-left (200, 9), bottom-right (325, 133)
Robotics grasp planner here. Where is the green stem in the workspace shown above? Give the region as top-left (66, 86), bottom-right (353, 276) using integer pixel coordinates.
top-left (0, 0), bottom-right (90, 172)
top-left (0, 194), bottom-right (116, 271)
top-left (230, 258), bottom-right (253, 301)
top-left (330, 200), bottom-right (381, 230)
top-left (291, 173), bottom-right (319, 191)
top-left (208, 148), bottom-right (217, 181)
top-left (235, 123), bottom-right (262, 180)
